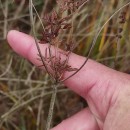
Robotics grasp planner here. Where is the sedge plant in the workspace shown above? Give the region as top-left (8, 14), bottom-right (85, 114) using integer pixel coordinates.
top-left (29, 0), bottom-right (130, 130)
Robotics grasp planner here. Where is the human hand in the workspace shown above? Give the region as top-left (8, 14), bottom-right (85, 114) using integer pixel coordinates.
top-left (7, 30), bottom-right (130, 130)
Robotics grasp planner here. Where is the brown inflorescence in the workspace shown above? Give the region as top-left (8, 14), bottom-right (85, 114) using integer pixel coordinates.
top-left (38, 0), bottom-right (87, 83)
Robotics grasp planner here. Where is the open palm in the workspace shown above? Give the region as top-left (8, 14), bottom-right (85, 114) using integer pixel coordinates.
top-left (7, 30), bottom-right (130, 130)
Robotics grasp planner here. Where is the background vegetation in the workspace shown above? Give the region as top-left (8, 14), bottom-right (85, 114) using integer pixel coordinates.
top-left (0, 0), bottom-right (130, 130)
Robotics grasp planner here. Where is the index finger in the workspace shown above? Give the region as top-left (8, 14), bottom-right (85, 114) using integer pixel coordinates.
top-left (7, 30), bottom-right (118, 98)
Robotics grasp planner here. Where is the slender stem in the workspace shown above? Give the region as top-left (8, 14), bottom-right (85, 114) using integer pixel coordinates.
top-left (46, 84), bottom-right (58, 130)
top-left (29, 0), bottom-right (53, 78)
top-left (61, 1), bottom-right (130, 83)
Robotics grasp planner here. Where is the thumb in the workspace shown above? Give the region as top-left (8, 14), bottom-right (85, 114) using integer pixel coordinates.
top-left (51, 108), bottom-right (99, 130)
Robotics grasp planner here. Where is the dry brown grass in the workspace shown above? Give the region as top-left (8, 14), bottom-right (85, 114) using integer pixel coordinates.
top-left (0, 0), bottom-right (130, 130)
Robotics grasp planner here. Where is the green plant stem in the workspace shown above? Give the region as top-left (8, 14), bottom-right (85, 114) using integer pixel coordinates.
top-left (46, 84), bottom-right (58, 130)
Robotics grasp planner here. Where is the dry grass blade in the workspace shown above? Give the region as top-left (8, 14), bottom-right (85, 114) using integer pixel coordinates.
top-left (0, 57), bottom-right (12, 78)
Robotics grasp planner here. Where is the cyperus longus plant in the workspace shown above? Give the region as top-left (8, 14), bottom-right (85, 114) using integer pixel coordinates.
top-left (29, 0), bottom-right (89, 130)
top-left (36, 1), bottom-right (89, 130)
top-left (29, 0), bottom-right (130, 130)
